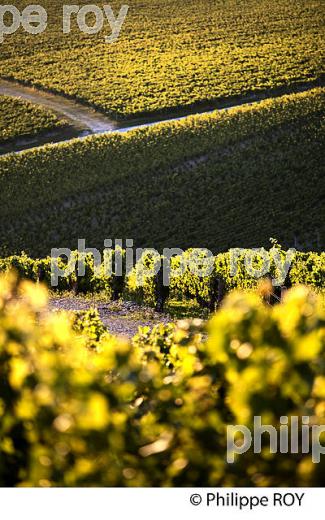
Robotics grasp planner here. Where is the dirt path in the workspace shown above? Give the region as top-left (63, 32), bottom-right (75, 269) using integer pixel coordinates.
top-left (0, 79), bottom-right (118, 134)
top-left (50, 296), bottom-right (173, 339)
top-left (0, 77), bottom-right (323, 155)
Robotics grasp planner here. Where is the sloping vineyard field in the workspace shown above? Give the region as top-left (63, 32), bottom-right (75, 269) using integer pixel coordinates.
top-left (0, 0), bottom-right (324, 118)
top-left (0, 94), bottom-right (67, 144)
top-left (0, 88), bottom-right (324, 256)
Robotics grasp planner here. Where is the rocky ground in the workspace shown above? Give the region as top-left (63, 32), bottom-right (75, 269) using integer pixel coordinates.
top-left (49, 295), bottom-right (174, 338)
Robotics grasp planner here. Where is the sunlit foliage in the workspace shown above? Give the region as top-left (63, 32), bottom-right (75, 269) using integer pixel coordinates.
top-left (0, 247), bottom-right (324, 312)
top-left (1, 1), bottom-right (324, 118)
top-left (0, 272), bottom-right (324, 486)
top-left (0, 95), bottom-right (66, 144)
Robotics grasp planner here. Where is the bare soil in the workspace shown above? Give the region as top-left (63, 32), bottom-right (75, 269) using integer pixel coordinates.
top-left (49, 295), bottom-right (173, 338)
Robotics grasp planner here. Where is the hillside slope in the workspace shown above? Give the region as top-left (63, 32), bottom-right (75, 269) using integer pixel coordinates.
top-left (1, 0), bottom-right (324, 118)
top-left (0, 88), bottom-right (324, 256)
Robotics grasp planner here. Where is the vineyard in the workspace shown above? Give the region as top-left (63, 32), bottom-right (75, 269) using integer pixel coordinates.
top-left (0, 246), bottom-right (323, 313)
top-left (0, 0), bottom-right (324, 118)
top-left (0, 87), bottom-right (324, 256)
top-left (0, 94), bottom-right (67, 145)
top-left (0, 272), bottom-right (324, 486)
top-left (0, 0), bottom-right (324, 495)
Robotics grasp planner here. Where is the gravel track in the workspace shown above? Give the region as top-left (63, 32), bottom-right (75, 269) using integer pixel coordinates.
top-left (1, 78), bottom-right (322, 155)
top-left (50, 295), bottom-right (173, 338)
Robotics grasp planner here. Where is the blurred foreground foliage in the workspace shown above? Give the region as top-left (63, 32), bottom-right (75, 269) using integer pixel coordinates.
top-left (0, 272), bottom-right (324, 486)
